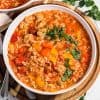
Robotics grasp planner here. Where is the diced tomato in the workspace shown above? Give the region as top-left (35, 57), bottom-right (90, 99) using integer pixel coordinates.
top-left (40, 41), bottom-right (53, 57)
top-left (15, 56), bottom-right (26, 65)
top-left (42, 41), bottom-right (53, 49)
top-left (18, 46), bottom-right (27, 54)
top-left (18, 66), bottom-right (27, 75)
top-left (40, 48), bottom-right (51, 57)
top-left (10, 32), bottom-right (19, 43)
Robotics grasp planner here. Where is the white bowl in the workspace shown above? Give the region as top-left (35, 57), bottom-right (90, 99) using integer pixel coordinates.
top-left (0, 0), bottom-right (38, 12)
top-left (3, 4), bottom-right (97, 95)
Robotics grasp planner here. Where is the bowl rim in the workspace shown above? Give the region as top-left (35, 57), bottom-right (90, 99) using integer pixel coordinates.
top-left (0, 0), bottom-right (38, 12)
top-left (3, 4), bottom-right (97, 95)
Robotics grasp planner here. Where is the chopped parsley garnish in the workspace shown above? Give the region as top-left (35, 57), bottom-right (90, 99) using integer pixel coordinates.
top-left (61, 68), bottom-right (73, 82)
top-left (64, 34), bottom-right (78, 45)
top-left (71, 48), bottom-right (81, 60)
top-left (46, 26), bottom-right (57, 40)
top-left (64, 58), bottom-right (70, 67)
top-left (61, 58), bottom-right (73, 82)
top-left (46, 26), bottom-right (77, 45)
top-left (46, 26), bottom-right (65, 40)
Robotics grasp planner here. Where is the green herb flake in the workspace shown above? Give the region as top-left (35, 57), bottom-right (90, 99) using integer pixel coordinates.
top-left (71, 48), bottom-right (81, 60)
top-left (64, 58), bottom-right (70, 68)
top-left (61, 68), bottom-right (73, 82)
top-left (46, 27), bottom-right (57, 40)
top-left (79, 93), bottom-right (86, 100)
top-left (46, 26), bottom-right (65, 40)
top-left (64, 34), bottom-right (78, 45)
top-left (46, 26), bottom-right (77, 45)
top-left (57, 27), bottom-right (65, 38)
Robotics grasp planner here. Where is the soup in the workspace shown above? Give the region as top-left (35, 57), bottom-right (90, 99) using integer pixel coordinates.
top-left (8, 10), bottom-right (91, 92)
top-left (0, 0), bottom-right (28, 9)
